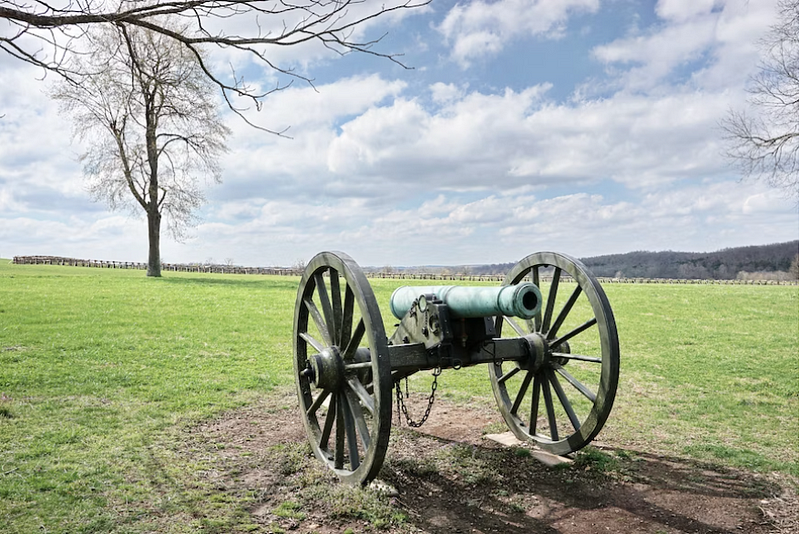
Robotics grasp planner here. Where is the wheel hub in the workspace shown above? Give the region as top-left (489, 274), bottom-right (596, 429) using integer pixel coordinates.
top-left (521, 334), bottom-right (571, 371)
top-left (305, 347), bottom-right (345, 390)
top-left (521, 333), bottom-right (547, 372)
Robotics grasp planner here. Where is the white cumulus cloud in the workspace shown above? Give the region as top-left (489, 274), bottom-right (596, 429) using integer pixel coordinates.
top-left (438, 0), bottom-right (599, 67)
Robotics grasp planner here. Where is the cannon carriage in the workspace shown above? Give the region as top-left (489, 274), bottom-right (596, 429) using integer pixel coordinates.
top-left (293, 251), bottom-right (619, 484)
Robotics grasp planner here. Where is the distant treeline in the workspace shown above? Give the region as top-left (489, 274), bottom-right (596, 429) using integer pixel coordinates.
top-left (13, 241), bottom-right (798, 282)
top-left (463, 241), bottom-right (799, 280)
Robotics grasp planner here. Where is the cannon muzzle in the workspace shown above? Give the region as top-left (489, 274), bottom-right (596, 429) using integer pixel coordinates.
top-left (389, 283), bottom-right (542, 320)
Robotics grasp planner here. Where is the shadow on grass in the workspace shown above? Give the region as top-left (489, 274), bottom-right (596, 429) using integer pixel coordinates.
top-left (129, 390), bottom-right (792, 534)
top-left (155, 276), bottom-right (299, 289)
top-left (382, 434), bottom-right (785, 534)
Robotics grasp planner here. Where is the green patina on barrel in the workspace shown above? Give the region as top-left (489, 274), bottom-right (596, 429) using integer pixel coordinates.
top-left (389, 283), bottom-right (542, 320)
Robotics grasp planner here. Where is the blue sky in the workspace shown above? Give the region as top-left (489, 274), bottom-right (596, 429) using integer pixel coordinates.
top-left (1, 0), bottom-right (797, 267)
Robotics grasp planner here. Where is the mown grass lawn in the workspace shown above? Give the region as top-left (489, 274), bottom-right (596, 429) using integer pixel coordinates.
top-left (0, 260), bottom-right (797, 533)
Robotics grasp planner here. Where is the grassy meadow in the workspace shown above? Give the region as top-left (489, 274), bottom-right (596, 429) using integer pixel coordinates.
top-left (0, 260), bottom-right (797, 532)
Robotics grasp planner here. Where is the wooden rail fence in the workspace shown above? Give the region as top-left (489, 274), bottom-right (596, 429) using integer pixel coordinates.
top-left (11, 255), bottom-right (299, 276)
top-left (10, 255), bottom-right (798, 285)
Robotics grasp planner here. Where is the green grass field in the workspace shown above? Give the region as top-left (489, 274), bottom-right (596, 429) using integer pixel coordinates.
top-left (1, 260), bottom-right (797, 533)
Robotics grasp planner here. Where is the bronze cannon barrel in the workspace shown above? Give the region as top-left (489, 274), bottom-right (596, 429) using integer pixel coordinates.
top-left (389, 283), bottom-right (542, 320)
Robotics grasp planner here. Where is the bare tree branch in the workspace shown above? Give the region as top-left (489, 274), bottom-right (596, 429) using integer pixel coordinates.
top-left (721, 0), bottom-right (799, 201)
top-left (2, 0), bottom-right (430, 129)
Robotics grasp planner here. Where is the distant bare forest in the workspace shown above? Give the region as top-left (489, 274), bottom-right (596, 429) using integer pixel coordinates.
top-left (415, 241), bottom-right (799, 281)
top-left (14, 241), bottom-right (797, 281)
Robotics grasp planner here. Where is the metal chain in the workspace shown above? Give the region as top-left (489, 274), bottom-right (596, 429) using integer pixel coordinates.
top-left (395, 369), bottom-right (441, 428)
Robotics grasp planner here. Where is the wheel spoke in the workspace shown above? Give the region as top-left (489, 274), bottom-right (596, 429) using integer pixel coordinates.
top-left (530, 266), bottom-right (542, 332)
top-left (549, 369), bottom-right (580, 432)
top-left (345, 387), bottom-right (371, 450)
top-left (329, 269), bottom-right (343, 346)
top-left (554, 365), bottom-right (597, 402)
top-left (498, 366), bottom-right (520, 384)
top-left (344, 362), bottom-right (372, 370)
top-left (503, 316), bottom-right (526, 337)
top-left (542, 267), bottom-right (561, 334)
top-left (550, 317), bottom-right (597, 348)
top-left (300, 332), bottom-right (326, 353)
top-left (525, 318), bottom-right (535, 333)
top-left (511, 371), bottom-right (533, 415)
top-left (529, 373), bottom-right (541, 436)
top-left (304, 297), bottom-right (331, 347)
top-left (542, 378), bottom-right (559, 441)
top-left (320, 393), bottom-right (336, 450)
top-left (343, 318), bottom-right (365, 360)
top-left (307, 388), bottom-right (331, 417)
top-left (340, 392), bottom-right (360, 470)
top-left (314, 272), bottom-right (335, 342)
top-left (552, 352), bottom-right (601, 364)
top-left (340, 285), bottom-right (354, 349)
top-left (347, 377), bottom-right (375, 415)
top-left (548, 285), bottom-right (582, 341)
top-left (334, 394), bottom-right (345, 469)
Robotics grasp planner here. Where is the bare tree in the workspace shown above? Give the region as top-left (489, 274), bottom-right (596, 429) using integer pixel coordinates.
top-left (722, 0), bottom-right (799, 200)
top-left (51, 24), bottom-right (230, 277)
top-left (2, 0), bottom-right (428, 130)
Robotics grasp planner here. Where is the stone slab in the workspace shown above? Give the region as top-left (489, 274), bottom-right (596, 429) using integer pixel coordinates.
top-left (530, 450), bottom-right (573, 466)
top-left (483, 432), bottom-right (524, 447)
top-left (483, 432), bottom-right (574, 466)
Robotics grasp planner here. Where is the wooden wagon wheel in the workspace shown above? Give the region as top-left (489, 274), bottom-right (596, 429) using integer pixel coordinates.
top-left (489, 252), bottom-right (619, 456)
top-left (293, 251), bottom-right (393, 484)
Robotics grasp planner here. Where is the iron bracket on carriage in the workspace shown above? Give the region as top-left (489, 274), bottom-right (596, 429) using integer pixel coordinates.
top-left (292, 251), bottom-right (620, 485)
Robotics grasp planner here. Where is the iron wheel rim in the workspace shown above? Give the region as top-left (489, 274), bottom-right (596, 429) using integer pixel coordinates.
top-left (489, 252), bottom-right (619, 456)
top-left (293, 251), bottom-right (392, 484)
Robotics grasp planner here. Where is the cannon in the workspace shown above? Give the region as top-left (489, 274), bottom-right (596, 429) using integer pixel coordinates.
top-left (293, 251), bottom-right (619, 484)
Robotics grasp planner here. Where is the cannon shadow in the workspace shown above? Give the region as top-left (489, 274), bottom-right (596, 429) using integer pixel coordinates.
top-left (380, 430), bottom-right (787, 534)
top-left (152, 389), bottom-right (793, 534)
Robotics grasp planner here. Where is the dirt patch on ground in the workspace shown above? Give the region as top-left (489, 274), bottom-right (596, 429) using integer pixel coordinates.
top-left (183, 389), bottom-right (797, 534)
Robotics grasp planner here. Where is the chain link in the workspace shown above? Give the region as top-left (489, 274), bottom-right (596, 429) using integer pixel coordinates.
top-left (395, 369), bottom-right (440, 428)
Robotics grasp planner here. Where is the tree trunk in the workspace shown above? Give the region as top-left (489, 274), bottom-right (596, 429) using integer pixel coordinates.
top-left (147, 209), bottom-right (162, 277)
